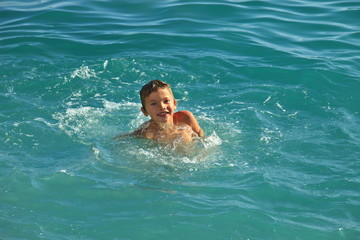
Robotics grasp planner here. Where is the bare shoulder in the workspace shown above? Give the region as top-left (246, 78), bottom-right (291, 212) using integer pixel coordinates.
top-left (174, 111), bottom-right (203, 137)
top-left (174, 110), bottom-right (195, 122)
top-left (134, 121), bottom-right (152, 138)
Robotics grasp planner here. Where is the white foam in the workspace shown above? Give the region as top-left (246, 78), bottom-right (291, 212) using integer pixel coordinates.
top-left (263, 95), bottom-right (271, 104)
top-left (201, 131), bottom-right (222, 149)
top-left (260, 128), bottom-right (283, 144)
top-left (64, 106), bottom-right (105, 118)
top-left (198, 115), bottom-right (215, 123)
top-left (53, 106), bottom-right (106, 138)
top-left (91, 145), bottom-right (100, 159)
top-left (103, 60), bottom-right (108, 70)
top-left (276, 102), bottom-right (286, 112)
top-left (71, 65), bottom-right (97, 79)
top-left (103, 99), bottom-right (140, 111)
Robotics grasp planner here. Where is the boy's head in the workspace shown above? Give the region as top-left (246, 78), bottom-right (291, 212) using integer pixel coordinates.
top-left (140, 79), bottom-right (174, 109)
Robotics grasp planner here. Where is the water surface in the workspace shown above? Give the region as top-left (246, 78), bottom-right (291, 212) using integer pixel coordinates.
top-left (1, 0), bottom-right (359, 239)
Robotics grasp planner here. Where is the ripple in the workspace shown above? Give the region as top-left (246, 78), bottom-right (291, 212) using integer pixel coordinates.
top-left (1, 0), bottom-right (360, 239)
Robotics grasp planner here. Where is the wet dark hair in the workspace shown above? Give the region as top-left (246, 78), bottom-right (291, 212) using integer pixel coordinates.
top-left (140, 79), bottom-right (174, 109)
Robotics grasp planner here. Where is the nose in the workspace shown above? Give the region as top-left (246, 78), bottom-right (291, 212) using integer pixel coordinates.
top-left (160, 102), bottom-right (165, 109)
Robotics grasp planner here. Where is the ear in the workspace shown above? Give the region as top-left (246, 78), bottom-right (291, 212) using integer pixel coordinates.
top-left (141, 107), bottom-right (148, 117)
top-left (174, 100), bottom-right (177, 110)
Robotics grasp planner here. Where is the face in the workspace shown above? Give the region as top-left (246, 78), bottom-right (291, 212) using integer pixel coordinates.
top-left (141, 88), bottom-right (177, 124)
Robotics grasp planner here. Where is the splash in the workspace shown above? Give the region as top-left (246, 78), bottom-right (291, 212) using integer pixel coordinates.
top-left (71, 65), bottom-right (97, 79)
top-left (113, 130), bottom-right (223, 172)
top-left (53, 106), bottom-right (106, 139)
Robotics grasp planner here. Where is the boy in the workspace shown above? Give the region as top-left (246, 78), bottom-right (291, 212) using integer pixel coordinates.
top-left (133, 79), bottom-right (203, 143)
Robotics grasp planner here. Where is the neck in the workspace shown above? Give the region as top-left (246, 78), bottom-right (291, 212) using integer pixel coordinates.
top-left (150, 120), bottom-right (173, 130)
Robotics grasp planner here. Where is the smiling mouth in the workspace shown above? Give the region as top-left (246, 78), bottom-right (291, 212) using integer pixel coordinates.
top-left (158, 112), bottom-right (170, 117)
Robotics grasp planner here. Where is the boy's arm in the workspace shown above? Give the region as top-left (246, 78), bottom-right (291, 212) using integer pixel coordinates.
top-left (176, 111), bottom-right (203, 137)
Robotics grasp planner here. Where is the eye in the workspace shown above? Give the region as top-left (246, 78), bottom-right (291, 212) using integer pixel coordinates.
top-left (150, 102), bottom-right (156, 106)
top-left (164, 100), bottom-right (170, 103)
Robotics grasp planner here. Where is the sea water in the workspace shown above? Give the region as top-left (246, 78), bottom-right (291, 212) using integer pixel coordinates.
top-left (1, 0), bottom-right (359, 239)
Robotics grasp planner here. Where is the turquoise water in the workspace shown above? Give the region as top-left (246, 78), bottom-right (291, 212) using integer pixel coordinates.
top-left (1, 0), bottom-right (360, 239)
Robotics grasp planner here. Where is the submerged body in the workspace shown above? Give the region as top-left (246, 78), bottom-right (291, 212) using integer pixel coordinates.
top-left (137, 113), bottom-right (200, 145)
